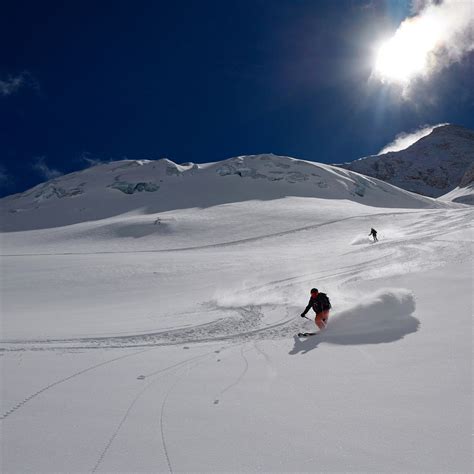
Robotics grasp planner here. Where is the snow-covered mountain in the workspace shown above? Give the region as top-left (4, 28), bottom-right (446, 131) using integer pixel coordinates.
top-left (338, 124), bottom-right (474, 198)
top-left (0, 154), bottom-right (449, 232)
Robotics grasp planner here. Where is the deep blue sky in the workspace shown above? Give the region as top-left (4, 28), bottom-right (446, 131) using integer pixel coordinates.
top-left (1, 0), bottom-right (473, 196)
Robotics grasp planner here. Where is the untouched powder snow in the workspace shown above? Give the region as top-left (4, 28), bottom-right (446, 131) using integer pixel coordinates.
top-left (0, 156), bottom-right (472, 472)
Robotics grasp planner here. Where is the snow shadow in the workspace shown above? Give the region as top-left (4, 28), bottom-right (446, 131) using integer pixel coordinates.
top-left (289, 288), bottom-right (419, 355)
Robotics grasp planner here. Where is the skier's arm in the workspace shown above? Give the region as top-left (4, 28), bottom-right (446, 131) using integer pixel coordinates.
top-left (301, 299), bottom-right (312, 317)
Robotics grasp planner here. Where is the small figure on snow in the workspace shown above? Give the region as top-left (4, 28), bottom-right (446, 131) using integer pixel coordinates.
top-left (300, 288), bottom-right (331, 331)
top-left (369, 228), bottom-right (378, 242)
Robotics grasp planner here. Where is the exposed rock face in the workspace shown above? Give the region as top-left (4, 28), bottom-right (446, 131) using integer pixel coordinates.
top-left (439, 163), bottom-right (474, 205)
top-left (215, 156), bottom-right (313, 183)
top-left (28, 183), bottom-right (86, 201)
top-left (459, 163), bottom-right (474, 188)
top-left (339, 125), bottom-right (474, 198)
top-left (109, 182), bottom-right (160, 194)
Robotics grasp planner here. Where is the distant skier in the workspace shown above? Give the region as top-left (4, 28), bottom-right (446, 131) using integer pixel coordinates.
top-left (300, 288), bottom-right (331, 331)
top-left (369, 228), bottom-right (378, 242)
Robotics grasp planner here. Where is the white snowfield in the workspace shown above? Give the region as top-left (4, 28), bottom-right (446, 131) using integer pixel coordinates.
top-left (0, 153), bottom-right (454, 233)
top-left (440, 185), bottom-right (474, 205)
top-left (0, 155), bottom-right (472, 473)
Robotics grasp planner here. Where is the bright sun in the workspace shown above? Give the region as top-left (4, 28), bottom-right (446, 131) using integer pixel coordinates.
top-left (374, 16), bottom-right (441, 84)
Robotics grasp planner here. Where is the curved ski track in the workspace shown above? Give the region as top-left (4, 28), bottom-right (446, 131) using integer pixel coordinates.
top-left (0, 347), bottom-right (152, 421)
top-left (91, 350), bottom-right (217, 473)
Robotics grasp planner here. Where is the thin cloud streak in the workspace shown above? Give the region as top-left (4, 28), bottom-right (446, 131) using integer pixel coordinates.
top-left (33, 157), bottom-right (63, 180)
top-left (0, 164), bottom-right (11, 188)
top-left (379, 123), bottom-right (449, 154)
top-left (0, 71), bottom-right (39, 97)
top-left (0, 75), bottom-right (25, 96)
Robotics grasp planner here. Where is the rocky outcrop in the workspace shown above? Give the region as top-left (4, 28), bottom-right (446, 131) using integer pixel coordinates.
top-left (109, 182), bottom-right (160, 194)
top-left (339, 125), bottom-right (474, 198)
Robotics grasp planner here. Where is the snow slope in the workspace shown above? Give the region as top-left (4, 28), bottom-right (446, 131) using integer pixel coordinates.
top-left (440, 162), bottom-right (474, 204)
top-left (339, 124), bottom-right (474, 198)
top-left (1, 178), bottom-right (472, 472)
top-left (440, 185), bottom-right (474, 205)
top-left (0, 154), bottom-right (452, 232)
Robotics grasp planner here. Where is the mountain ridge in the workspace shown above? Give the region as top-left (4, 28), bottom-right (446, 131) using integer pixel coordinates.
top-left (338, 124), bottom-right (474, 198)
top-left (0, 154), bottom-right (450, 232)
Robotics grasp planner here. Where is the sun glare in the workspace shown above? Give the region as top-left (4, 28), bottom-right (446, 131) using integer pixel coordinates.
top-left (374, 16), bottom-right (441, 84)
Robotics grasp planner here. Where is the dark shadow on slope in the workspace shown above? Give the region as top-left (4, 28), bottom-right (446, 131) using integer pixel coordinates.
top-left (289, 288), bottom-right (419, 355)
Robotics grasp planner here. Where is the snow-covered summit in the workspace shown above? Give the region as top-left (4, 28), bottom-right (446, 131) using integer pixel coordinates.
top-left (0, 154), bottom-right (450, 232)
top-left (338, 124), bottom-right (474, 198)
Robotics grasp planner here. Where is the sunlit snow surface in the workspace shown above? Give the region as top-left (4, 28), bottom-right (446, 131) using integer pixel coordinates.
top-left (0, 156), bottom-right (472, 472)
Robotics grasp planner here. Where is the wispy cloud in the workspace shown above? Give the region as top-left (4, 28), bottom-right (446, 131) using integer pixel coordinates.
top-left (379, 123), bottom-right (449, 154)
top-left (0, 164), bottom-right (11, 189)
top-left (79, 151), bottom-right (111, 167)
top-left (0, 75), bottom-right (24, 96)
top-left (357, 0), bottom-right (376, 10)
top-left (33, 157), bottom-right (63, 180)
top-left (0, 71), bottom-right (38, 97)
top-left (80, 152), bottom-right (136, 168)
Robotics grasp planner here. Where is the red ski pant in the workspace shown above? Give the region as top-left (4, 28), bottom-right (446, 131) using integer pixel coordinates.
top-left (315, 310), bottom-right (330, 330)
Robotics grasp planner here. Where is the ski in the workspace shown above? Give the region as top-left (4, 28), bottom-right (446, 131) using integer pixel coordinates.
top-left (298, 332), bottom-right (318, 337)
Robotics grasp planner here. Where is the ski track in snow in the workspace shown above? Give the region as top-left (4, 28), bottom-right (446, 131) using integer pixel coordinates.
top-left (0, 209), bottom-right (440, 257)
top-left (215, 345), bottom-right (250, 402)
top-left (159, 362), bottom-right (198, 474)
top-left (91, 349), bottom-right (218, 473)
top-left (0, 347), bottom-right (153, 421)
top-left (1, 207), bottom-right (470, 353)
top-left (0, 213), bottom-right (471, 472)
top-left (253, 340), bottom-right (272, 366)
top-left (1, 228), bottom-right (469, 354)
top-left (0, 307), bottom-right (295, 351)
top-left (91, 378), bottom-right (154, 473)
top-left (239, 252), bottom-right (399, 295)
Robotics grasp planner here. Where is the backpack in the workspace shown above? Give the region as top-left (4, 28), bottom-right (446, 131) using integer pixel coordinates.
top-left (318, 293), bottom-right (331, 311)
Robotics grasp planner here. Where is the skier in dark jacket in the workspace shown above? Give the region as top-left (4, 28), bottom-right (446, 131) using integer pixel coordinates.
top-left (369, 228), bottom-right (378, 242)
top-left (301, 288), bottom-right (331, 330)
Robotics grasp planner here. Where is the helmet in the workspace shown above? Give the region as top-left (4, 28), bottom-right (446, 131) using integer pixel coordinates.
top-left (310, 288), bottom-right (318, 293)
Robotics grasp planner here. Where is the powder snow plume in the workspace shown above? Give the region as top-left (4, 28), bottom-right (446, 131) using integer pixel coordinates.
top-left (379, 123), bottom-right (449, 153)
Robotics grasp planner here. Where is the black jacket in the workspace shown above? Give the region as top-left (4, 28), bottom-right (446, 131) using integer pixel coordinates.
top-left (302, 292), bottom-right (331, 315)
